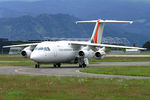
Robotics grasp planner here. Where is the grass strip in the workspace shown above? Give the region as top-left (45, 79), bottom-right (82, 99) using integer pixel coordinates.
top-left (0, 75), bottom-right (150, 100)
top-left (80, 66), bottom-right (150, 77)
top-left (90, 57), bottom-right (150, 63)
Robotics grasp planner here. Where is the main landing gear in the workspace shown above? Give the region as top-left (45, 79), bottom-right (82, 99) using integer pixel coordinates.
top-left (53, 63), bottom-right (61, 68)
top-left (78, 58), bottom-right (88, 68)
top-left (35, 63), bottom-right (40, 68)
top-left (79, 63), bottom-right (87, 68)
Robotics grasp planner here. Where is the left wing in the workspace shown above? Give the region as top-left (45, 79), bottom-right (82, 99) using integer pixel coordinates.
top-left (69, 41), bottom-right (146, 50)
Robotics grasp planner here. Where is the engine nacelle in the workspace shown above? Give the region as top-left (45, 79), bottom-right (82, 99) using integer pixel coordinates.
top-left (78, 50), bottom-right (89, 58)
top-left (21, 47), bottom-right (32, 58)
top-left (95, 51), bottom-right (106, 59)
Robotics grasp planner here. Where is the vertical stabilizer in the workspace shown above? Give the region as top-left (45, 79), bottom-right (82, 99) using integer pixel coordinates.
top-left (76, 19), bottom-right (133, 44)
top-left (90, 20), bottom-right (104, 44)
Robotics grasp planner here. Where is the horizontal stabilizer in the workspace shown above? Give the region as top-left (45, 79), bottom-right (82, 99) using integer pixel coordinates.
top-left (76, 19), bottom-right (133, 24)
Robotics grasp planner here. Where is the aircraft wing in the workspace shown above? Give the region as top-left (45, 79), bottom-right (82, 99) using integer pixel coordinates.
top-left (3, 43), bottom-right (38, 48)
top-left (69, 41), bottom-right (146, 50)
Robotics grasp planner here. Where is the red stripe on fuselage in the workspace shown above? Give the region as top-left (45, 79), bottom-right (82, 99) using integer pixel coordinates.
top-left (94, 20), bottom-right (101, 44)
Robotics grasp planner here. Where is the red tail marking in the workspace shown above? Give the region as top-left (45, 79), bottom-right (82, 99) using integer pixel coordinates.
top-left (94, 20), bottom-right (101, 44)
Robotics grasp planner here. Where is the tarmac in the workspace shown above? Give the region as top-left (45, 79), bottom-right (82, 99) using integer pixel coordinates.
top-left (0, 62), bottom-right (150, 79)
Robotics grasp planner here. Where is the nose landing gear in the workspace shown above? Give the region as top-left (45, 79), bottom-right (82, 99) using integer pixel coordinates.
top-left (35, 63), bottom-right (40, 68)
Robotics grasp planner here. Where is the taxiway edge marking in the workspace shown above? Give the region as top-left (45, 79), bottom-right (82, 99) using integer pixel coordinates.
top-left (76, 70), bottom-right (80, 73)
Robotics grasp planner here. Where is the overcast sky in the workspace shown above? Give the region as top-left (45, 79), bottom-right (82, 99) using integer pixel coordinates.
top-left (0, 0), bottom-right (149, 3)
top-left (0, 0), bottom-right (41, 2)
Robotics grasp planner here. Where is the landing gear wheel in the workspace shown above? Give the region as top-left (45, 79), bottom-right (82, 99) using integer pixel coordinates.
top-left (57, 64), bottom-right (61, 68)
top-left (53, 64), bottom-right (61, 68)
top-left (79, 64), bottom-right (82, 68)
top-left (53, 64), bottom-right (57, 67)
top-left (79, 63), bottom-right (87, 68)
top-left (35, 64), bottom-right (40, 68)
top-left (35, 64), bottom-right (37, 68)
top-left (82, 63), bottom-right (87, 68)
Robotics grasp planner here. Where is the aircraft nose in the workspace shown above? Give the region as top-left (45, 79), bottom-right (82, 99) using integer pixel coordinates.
top-left (30, 52), bottom-right (38, 61)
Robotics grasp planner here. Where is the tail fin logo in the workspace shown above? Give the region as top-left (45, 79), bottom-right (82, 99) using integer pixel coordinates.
top-left (94, 20), bottom-right (101, 44)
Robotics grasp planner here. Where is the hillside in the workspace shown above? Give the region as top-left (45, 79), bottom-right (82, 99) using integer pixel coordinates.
top-left (0, 14), bottom-right (93, 41)
top-left (0, 14), bottom-right (147, 46)
top-left (0, 0), bottom-right (149, 46)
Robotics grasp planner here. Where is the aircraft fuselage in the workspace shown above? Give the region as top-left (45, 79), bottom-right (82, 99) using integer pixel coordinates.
top-left (30, 41), bottom-right (95, 64)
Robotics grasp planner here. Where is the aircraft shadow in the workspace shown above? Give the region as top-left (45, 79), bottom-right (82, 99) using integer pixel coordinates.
top-left (38, 66), bottom-right (81, 69)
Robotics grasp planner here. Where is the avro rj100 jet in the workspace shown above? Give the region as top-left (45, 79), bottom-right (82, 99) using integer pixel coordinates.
top-left (3, 19), bottom-right (146, 68)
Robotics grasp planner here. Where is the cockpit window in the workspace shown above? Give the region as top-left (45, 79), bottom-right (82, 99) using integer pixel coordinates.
top-left (38, 47), bottom-right (43, 50)
top-left (47, 47), bottom-right (50, 51)
top-left (44, 47), bottom-right (50, 51)
top-left (34, 47), bottom-right (50, 51)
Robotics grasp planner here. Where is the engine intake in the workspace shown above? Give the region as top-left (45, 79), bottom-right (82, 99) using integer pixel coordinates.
top-left (79, 51), bottom-right (84, 57)
top-left (21, 47), bottom-right (32, 58)
top-left (95, 52), bottom-right (101, 57)
top-left (21, 51), bottom-right (27, 57)
top-left (78, 50), bottom-right (89, 58)
top-left (95, 51), bottom-right (105, 59)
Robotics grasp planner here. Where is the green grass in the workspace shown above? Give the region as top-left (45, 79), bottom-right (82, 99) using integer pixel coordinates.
top-left (0, 54), bottom-right (35, 66)
top-left (0, 75), bottom-right (150, 100)
top-left (0, 54), bottom-right (31, 61)
top-left (80, 66), bottom-right (150, 77)
top-left (90, 57), bottom-right (150, 64)
top-left (0, 61), bottom-right (36, 66)
top-left (140, 52), bottom-right (150, 55)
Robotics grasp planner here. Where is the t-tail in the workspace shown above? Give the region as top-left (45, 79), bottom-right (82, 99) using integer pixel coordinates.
top-left (76, 19), bottom-right (133, 44)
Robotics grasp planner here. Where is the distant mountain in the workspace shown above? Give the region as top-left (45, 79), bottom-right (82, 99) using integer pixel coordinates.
top-left (0, 14), bottom-right (93, 41)
top-left (0, 8), bottom-right (25, 18)
top-left (0, 14), bottom-right (148, 46)
top-left (0, 0), bottom-right (149, 46)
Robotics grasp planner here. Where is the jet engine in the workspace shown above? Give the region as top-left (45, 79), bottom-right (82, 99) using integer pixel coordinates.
top-left (21, 47), bottom-right (32, 58)
top-left (78, 50), bottom-right (89, 58)
top-left (95, 51), bottom-right (106, 59)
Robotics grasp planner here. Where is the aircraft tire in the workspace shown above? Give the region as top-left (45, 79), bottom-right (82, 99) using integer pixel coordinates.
top-left (54, 64), bottom-right (57, 67)
top-left (57, 64), bottom-right (61, 68)
top-left (79, 64), bottom-right (82, 68)
top-left (35, 64), bottom-right (40, 68)
top-left (82, 63), bottom-right (87, 68)
top-left (35, 64), bottom-right (37, 68)
top-left (37, 64), bottom-right (40, 68)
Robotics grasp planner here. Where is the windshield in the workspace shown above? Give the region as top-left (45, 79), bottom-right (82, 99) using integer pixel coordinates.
top-left (34, 47), bottom-right (50, 51)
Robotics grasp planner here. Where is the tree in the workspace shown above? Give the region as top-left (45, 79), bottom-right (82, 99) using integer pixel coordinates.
top-left (133, 43), bottom-right (137, 47)
top-left (143, 41), bottom-right (150, 50)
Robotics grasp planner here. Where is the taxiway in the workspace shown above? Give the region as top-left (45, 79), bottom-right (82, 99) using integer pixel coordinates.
top-left (0, 62), bottom-right (150, 79)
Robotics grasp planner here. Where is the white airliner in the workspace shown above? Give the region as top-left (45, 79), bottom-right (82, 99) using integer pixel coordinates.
top-left (3, 19), bottom-right (146, 68)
